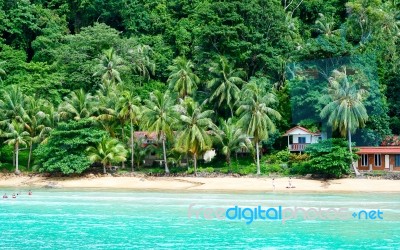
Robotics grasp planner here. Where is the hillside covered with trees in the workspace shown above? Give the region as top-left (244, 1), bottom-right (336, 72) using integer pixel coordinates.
top-left (0, 0), bottom-right (399, 177)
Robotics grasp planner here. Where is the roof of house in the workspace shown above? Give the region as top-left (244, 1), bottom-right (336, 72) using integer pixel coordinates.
top-left (282, 126), bottom-right (321, 136)
top-left (134, 131), bottom-right (158, 140)
top-left (381, 135), bottom-right (400, 146)
top-left (356, 146), bottom-right (400, 154)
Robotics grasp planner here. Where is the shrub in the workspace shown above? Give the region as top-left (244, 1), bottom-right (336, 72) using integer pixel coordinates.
top-left (290, 162), bottom-right (310, 175)
top-left (304, 138), bottom-right (357, 178)
top-left (276, 150), bottom-right (291, 163)
top-left (261, 163), bottom-right (283, 174)
top-left (238, 164), bottom-right (256, 175)
top-left (289, 153), bottom-right (309, 163)
top-left (264, 150), bottom-right (291, 164)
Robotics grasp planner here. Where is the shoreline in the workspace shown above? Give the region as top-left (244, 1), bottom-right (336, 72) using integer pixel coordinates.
top-left (1, 175), bottom-right (400, 193)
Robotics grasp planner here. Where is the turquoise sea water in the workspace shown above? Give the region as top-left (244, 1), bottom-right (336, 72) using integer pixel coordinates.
top-left (0, 190), bottom-right (399, 249)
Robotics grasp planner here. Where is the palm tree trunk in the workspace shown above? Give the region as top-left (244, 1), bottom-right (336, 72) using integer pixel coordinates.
top-left (103, 164), bottom-right (106, 174)
top-left (12, 147), bottom-right (15, 167)
top-left (194, 153), bottom-right (197, 176)
top-left (15, 142), bottom-right (19, 174)
top-left (28, 142), bottom-right (33, 171)
top-left (121, 126), bottom-right (125, 169)
top-left (226, 152), bottom-right (231, 172)
top-left (130, 119), bottom-right (135, 172)
top-left (256, 140), bottom-right (260, 175)
top-left (162, 137), bottom-right (170, 174)
top-left (348, 128), bottom-right (360, 176)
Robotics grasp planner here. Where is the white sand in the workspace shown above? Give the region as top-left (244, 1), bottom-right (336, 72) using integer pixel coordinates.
top-left (0, 175), bottom-right (399, 193)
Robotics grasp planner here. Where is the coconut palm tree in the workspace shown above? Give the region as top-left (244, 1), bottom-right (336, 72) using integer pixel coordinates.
top-left (2, 120), bottom-right (30, 174)
top-left (167, 57), bottom-right (200, 98)
top-left (220, 118), bottom-right (252, 168)
top-left (175, 98), bottom-right (219, 176)
top-left (127, 44), bottom-right (155, 83)
top-left (86, 137), bottom-right (127, 174)
top-left (118, 90), bottom-right (141, 171)
top-left (320, 67), bottom-right (369, 176)
top-left (208, 56), bottom-right (246, 117)
top-left (141, 90), bottom-right (178, 174)
top-left (93, 48), bottom-right (124, 84)
top-left (23, 97), bottom-right (53, 170)
top-left (0, 85), bottom-right (25, 124)
top-left (237, 80), bottom-right (281, 175)
top-left (58, 89), bottom-right (98, 121)
top-left (314, 13), bottom-right (340, 37)
top-left (95, 83), bottom-right (120, 138)
top-left (0, 61), bottom-right (6, 82)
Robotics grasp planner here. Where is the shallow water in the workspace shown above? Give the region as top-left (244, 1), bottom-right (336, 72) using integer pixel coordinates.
top-left (0, 189), bottom-right (399, 249)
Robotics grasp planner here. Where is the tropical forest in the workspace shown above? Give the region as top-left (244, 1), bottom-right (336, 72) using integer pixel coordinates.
top-left (0, 0), bottom-right (399, 178)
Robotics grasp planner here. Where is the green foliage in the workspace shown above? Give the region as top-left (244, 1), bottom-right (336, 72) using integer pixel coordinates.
top-left (238, 164), bottom-right (256, 175)
top-left (261, 163), bottom-right (284, 175)
top-left (304, 138), bottom-right (358, 178)
top-left (187, 167), bottom-right (214, 174)
top-left (0, 0), bottom-right (399, 176)
top-left (86, 136), bottom-right (127, 174)
top-left (34, 119), bottom-right (107, 174)
top-left (53, 23), bottom-right (122, 91)
top-left (265, 150), bottom-right (292, 164)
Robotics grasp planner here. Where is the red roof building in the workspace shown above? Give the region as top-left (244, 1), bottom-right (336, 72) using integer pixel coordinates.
top-left (355, 146), bottom-right (400, 172)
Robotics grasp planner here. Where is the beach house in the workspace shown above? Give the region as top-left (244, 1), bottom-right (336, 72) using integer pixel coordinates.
top-left (282, 126), bottom-right (327, 152)
top-left (355, 146), bottom-right (400, 172)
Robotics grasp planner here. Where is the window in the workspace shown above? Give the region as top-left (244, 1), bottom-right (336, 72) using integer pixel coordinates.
top-left (395, 155), bottom-right (400, 167)
top-left (374, 154), bottom-right (381, 166)
top-left (298, 137), bottom-right (306, 144)
top-left (318, 137), bottom-right (322, 141)
top-left (361, 154), bottom-right (368, 166)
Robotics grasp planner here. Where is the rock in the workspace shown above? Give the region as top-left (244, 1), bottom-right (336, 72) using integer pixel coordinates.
top-left (15, 170), bottom-right (21, 175)
top-left (44, 182), bottom-right (61, 189)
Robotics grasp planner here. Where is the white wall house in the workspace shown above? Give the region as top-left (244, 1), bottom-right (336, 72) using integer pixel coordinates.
top-left (283, 126), bottom-right (327, 152)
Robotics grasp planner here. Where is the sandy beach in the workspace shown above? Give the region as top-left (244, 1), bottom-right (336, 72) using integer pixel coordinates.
top-left (0, 174), bottom-right (399, 192)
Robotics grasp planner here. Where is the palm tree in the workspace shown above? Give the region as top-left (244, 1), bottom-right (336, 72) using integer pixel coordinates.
top-left (0, 61), bottom-right (6, 82)
top-left (58, 89), bottom-right (98, 121)
top-left (320, 67), bottom-right (369, 176)
top-left (175, 98), bottom-right (219, 176)
top-left (0, 86), bottom-right (26, 168)
top-left (118, 90), bottom-right (141, 171)
top-left (93, 48), bottom-right (124, 84)
top-left (95, 84), bottom-right (119, 138)
top-left (314, 13), bottom-right (340, 37)
top-left (0, 85), bottom-right (25, 124)
top-left (127, 44), bottom-right (155, 84)
top-left (208, 56), bottom-right (246, 117)
top-left (237, 80), bottom-right (281, 175)
top-left (132, 136), bottom-right (158, 169)
top-left (167, 57), bottom-right (200, 98)
top-left (141, 90), bottom-right (178, 174)
top-left (23, 97), bottom-right (52, 170)
top-left (86, 137), bottom-right (127, 174)
top-left (2, 120), bottom-right (30, 174)
top-left (220, 118), bottom-right (252, 168)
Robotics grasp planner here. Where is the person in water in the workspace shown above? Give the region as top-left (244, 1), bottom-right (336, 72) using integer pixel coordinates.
top-left (12, 193), bottom-right (16, 198)
top-left (28, 190), bottom-right (32, 195)
top-left (3, 193), bottom-right (8, 198)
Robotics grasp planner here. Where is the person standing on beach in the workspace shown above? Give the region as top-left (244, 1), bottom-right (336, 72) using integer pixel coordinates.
top-left (272, 178), bottom-right (276, 191)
